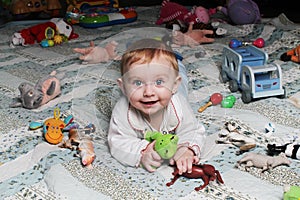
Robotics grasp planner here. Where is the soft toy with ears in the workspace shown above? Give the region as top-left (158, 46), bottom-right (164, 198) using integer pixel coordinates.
top-left (156, 0), bottom-right (211, 25)
top-left (217, 0), bottom-right (261, 25)
top-left (280, 45), bottom-right (300, 63)
top-left (11, 18), bottom-right (78, 47)
top-left (145, 131), bottom-right (179, 159)
top-left (10, 71), bottom-right (61, 109)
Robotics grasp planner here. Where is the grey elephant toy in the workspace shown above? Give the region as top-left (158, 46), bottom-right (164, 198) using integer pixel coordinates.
top-left (10, 71), bottom-right (61, 109)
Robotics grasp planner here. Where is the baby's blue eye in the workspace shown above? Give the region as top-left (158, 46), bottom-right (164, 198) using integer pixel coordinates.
top-left (155, 79), bottom-right (164, 86)
top-left (133, 80), bottom-right (142, 86)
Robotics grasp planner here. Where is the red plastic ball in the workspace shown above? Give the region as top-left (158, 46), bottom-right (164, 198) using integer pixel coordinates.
top-left (253, 38), bottom-right (265, 48)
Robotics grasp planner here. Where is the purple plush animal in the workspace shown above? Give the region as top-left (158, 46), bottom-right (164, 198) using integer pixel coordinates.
top-left (217, 0), bottom-right (261, 25)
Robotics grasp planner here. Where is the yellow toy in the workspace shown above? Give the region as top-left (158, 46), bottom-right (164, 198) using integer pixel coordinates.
top-left (29, 108), bottom-right (73, 144)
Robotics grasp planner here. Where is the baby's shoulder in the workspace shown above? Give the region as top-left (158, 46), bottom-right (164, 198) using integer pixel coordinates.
top-left (112, 95), bottom-right (129, 113)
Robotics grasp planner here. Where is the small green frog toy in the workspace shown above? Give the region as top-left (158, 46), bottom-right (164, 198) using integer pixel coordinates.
top-left (145, 131), bottom-right (179, 159)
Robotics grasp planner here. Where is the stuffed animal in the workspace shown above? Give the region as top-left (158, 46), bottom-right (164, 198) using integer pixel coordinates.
top-left (217, 0), bottom-right (261, 25)
top-left (29, 107), bottom-right (74, 144)
top-left (11, 18), bottom-right (79, 47)
top-left (156, 0), bottom-right (210, 25)
top-left (10, 71), bottom-right (61, 109)
top-left (145, 131), bottom-right (179, 159)
top-left (280, 45), bottom-right (300, 63)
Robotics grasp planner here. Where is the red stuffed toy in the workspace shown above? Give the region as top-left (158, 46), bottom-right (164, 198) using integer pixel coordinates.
top-left (156, 0), bottom-right (211, 25)
top-left (11, 18), bottom-right (78, 47)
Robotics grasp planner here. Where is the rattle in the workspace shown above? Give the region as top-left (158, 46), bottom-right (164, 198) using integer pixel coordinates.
top-left (198, 93), bottom-right (223, 112)
top-left (29, 107), bottom-right (73, 144)
top-left (229, 38), bottom-right (265, 48)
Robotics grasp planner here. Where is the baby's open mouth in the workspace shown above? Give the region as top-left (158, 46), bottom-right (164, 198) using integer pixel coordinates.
top-left (141, 101), bottom-right (158, 105)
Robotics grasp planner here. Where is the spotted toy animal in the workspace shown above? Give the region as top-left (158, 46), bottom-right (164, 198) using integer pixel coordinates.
top-left (166, 164), bottom-right (224, 191)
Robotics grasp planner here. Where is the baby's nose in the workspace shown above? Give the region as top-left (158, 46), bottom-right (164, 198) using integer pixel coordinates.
top-left (143, 84), bottom-right (155, 96)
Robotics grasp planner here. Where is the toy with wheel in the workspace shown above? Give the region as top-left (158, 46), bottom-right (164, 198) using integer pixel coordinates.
top-left (220, 45), bottom-right (286, 103)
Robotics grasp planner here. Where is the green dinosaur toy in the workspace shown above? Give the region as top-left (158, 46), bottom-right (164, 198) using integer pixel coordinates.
top-left (145, 131), bottom-right (179, 159)
top-left (283, 185), bottom-right (300, 200)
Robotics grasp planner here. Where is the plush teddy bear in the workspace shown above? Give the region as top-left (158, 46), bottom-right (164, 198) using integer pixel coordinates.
top-left (11, 18), bottom-right (78, 47)
top-left (10, 71), bottom-right (61, 109)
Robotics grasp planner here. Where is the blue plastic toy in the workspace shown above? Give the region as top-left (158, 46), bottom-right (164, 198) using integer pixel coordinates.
top-left (220, 45), bottom-right (286, 103)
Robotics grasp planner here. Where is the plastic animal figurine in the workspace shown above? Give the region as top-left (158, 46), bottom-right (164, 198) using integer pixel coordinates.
top-left (216, 121), bottom-right (256, 152)
top-left (29, 108), bottom-right (73, 144)
top-left (166, 164), bottom-right (224, 191)
top-left (10, 71), bottom-right (61, 109)
top-left (237, 152), bottom-right (291, 172)
top-left (145, 131), bottom-right (178, 159)
top-left (283, 185), bottom-right (300, 200)
top-left (59, 124), bottom-right (96, 168)
top-left (267, 143), bottom-right (300, 160)
top-left (280, 45), bottom-right (300, 63)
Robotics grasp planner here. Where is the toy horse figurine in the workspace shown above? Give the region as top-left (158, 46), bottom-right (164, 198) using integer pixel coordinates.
top-left (166, 164), bottom-right (224, 191)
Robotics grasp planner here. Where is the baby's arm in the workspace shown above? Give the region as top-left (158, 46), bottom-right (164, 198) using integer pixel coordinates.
top-left (108, 97), bottom-right (163, 170)
top-left (170, 94), bottom-right (206, 174)
top-left (169, 146), bottom-right (199, 174)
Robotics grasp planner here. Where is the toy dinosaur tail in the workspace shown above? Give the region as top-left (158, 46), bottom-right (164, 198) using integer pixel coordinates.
top-left (215, 170), bottom-right (224, 184)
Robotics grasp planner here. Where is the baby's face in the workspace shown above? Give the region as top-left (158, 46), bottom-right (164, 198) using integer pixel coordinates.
top-left (119, 57), bottom-right (181, 117)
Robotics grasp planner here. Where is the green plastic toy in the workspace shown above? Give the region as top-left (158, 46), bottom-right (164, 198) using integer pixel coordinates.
top-left (283, 185), bottom-right (300, 200)
top-left (221, 95), bottom-right (236, 108)
top-left (145, 131), bottom-right (179, 159)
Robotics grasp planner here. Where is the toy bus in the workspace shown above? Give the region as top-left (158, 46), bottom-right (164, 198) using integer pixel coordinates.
top-left (220, 45), bottom-right (286, 103)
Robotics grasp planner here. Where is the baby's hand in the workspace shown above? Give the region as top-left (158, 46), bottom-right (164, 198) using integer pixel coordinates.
top-left (169, 146), bottom-right (199, 175)
top-left (141, 141), bottom-right (163, 172)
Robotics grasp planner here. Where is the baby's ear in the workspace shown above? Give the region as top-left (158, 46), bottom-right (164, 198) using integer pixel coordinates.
top-left (172, 76), bottom-right (182, 94)
top-left (117, 78), bottom-right (125, 94)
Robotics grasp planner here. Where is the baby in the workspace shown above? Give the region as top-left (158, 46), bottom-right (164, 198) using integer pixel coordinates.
top-left (108, 38), bottom-right (206, 174)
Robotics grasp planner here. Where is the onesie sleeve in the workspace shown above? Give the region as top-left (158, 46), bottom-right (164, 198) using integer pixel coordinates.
top-left (173, 94), bottom-right (206, 158)
top-left (107, 97), bottom-right (149, 167)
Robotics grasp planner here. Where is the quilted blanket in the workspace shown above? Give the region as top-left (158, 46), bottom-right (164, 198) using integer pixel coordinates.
top-left (0, 6), bottom-right (299, 200)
